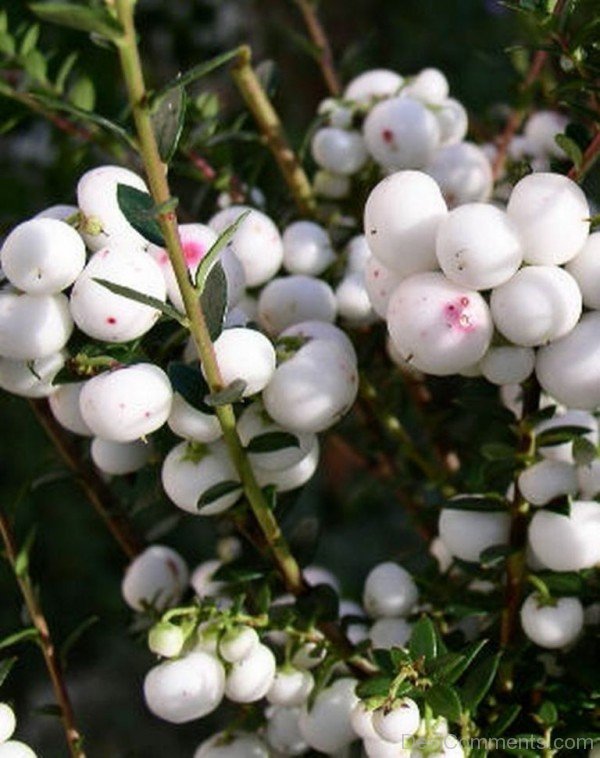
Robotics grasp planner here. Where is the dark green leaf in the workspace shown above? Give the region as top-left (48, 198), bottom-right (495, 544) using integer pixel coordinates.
top-left (488, 703), bottom-right (521, 737)
top-left (572, 436), bottom-right (597, 466)
top-left (204, 378), bottom-right (247, 407)
top-left (409, 617), bottom-right (438, 662)
top-left (156, 47), bottom-right (243, 98)
top-left (92, 278), bottom-right (185, 324)
top-left (481, 443), bottom-right (516, 461)
top-left (543, 495), bottom-right (571, 516)
top-left (555, 134), bottom-right (583, 169)
top-left (194, 210), bottom-right (249, 291)
top-left (35, 703), bottom-right (63, 717)
top-left (60, 616), bottom-right (98, 669)
top-left (116, 184), bottom-right (165, 246)
top-left (167, 362), bottom-right (211, 413)
top-left (356, 676), bottom-right (393, 699)
top-left (427, 652), bottom-right (467, 682)
top-left (537, 571), bottom-right (584, 596)
top-left (425, 683), bottom-right (462, 722)
top-left (536, 425), bottom-right (591, 448)
top-left (296, 584), bottom-right (339, 623)
top-left (0, 31), bottom-right (14, 56)
top-left (151, 85), bottom-right (186, 163)
top-left (29, 2), bottom-right (124, 41)
top-left (461, 652), bottom-right (501, 712)
top-left (0, 657), bottom-right (17, 688)
top-left (444, 494), bottom-right (507, 512)
top-left (212, 560), bottom-right (266, 583)
top-left (0, 627), bottom-right (39, 650)
top-left (197, 480), bottom-right (242, 509)
top-left (247, 432), bottom-right (299, 454)
top-left (537, 700), bottom-right (558, 727)
top-left (200, 261), bottom-right (227, 341)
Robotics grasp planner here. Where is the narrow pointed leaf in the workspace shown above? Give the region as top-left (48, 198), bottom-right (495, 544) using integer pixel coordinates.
top-left (156, 47), bottom-right (244, 98)
top-left (92, 278), bottom-right (186, 324)
top-left (204, 378), bottom-right (247, 407)
top-left (0, 627), bottom-right (39, 650)
top-left (194, 210), bottom-right (250, 291)
top-left (151, 85), bottom-right (186, 163)
top-left (29, 3), bottom-right (124, 41)
top-left (461, 652), bottom-right (502, 712)
top-left (200, 261), bottom-right (227, 340)
top-left (247, 432), bottom-right (299, 454)
top-left (0, 656), bottom-right (17, 688)
top-left (197, 480), bottom-right (242, 509)
top-left (167, 362), bottom-right (211, 413)
top-left (425, 683), bottom-right (462, 722)
top-left (409, 616), bottom-right (438, 662)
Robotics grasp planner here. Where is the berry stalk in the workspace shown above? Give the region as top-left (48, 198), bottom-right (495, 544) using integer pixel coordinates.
top-left (231, 46), bottom-right (317, 218)
top-left (0, 508), bottom-right (85, 758)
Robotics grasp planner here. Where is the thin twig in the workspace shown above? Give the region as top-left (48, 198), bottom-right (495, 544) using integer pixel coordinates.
top-left (231, 45), bottom-right (317, 217)
top-left (568, 126), bottom-right (600, 181)
top-left (0, 509), bottom-right (85, 758)
top-left (28, 399), bottom-right (144, 560)
top-left (499, 376), bottom-right (540, 689)
top-left (292, 0), bottom-right (341, 96)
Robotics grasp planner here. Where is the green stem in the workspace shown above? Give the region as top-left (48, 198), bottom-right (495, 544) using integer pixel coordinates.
top-left (0, 509), bottom-right (85, 758)
top-left (291, 0), bottom-right (341, 96)
top-left (111, 0), bottom-right (304, 595)
top-left (231, 45), bottom-right (317, 218)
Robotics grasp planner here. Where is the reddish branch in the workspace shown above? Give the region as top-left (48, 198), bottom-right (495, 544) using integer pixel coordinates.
top-left (0, 509), bottom-right (85, 758)
top-left (28, 399), bottom-right (144, 561)
top-left (568, 127), bottom-right (600, 181)
top-left (292, 0), bottom-right (341, 96)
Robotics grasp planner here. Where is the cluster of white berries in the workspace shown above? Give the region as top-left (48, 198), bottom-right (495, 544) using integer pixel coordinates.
top-left (121, 540), bottom-right (465, 756)
top-left (363, 168), bottom-right (600, 407)
top-left (312, 67), bottom-right (493, 209)
top-left (0, 165), bottom-right (363, 516)
top-left (0, 703), bottom-right (37, 757)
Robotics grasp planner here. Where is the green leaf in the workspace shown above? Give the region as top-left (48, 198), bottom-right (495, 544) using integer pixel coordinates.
top-left (23, 49), bottom-right (47, 83)
top-left (555, 133), bottom-right (582, 168)
top-left (0, 31), bottom-right (15, 55)
top-left (151, 85), bottom-right (186, 163)
top-left (29, 2), bottom-right (124, 41)
top-left (444, 494), bottom-right (506, 512)
top-left (461, 652), bottom-right (501, 712)
top-left (15, 527), bottom-right (36, 579)
top-left (409, 617), bottom-right (438, 662)
top-left (60, 616), bottom-right (98, 669)
top-left (479, 544), bottom-right (512, 568)
top-left (200, 261), bottom-right (228, 341)
top-left (537, 570), bottom-right (584, 596)
top-left (68, 75), bottom-right (95, 112)
top-left (537, 700), bottom-right (558, 727)
top-left (212, 560), bottom-right (266, 583)
top-left (427, 652), bottom-right (467, 682)
top-left (35, 703), bottom-right (63, 718)
top-left (92, 278), bottom-right (186, 325)
top-left (20, 24), bottom-right (40, 56)
top-left (543, 495), bottom-right (571, 516)
top-left (572, 436), bottom-right (597, 466)
top-left (34, 93), bottom-right (133, 145)
top-left (425, 683), bottom-right (462, 722)
top-left (356, 675), bottom-right (393, 699)
top-left (488, 703), bottom-right (521, 737)
top-left (167, 362), bottom-right (211, 413)
top-left (194, 210), bottom-right (249, 291)
top-left (0, 657), bottom-right (17, 689)
top-left (536, 425), bottom-right (591, 448)
top-left (156, 47), bottom-right (243, 98)
top-left (197, 480), bottom-right (242, 510)
top-left (0, 627), bottom-right (39, 651)
top-left (296, 583), bottom-right (339, 622)
top-left (481, 443), bottom-right (516, 461)
top-left (204, 378), bottom-right (247, 407)
top-left (247, 432), bottom-right (299, 454)
top-left (116, 184), bottom-right (165, 246)
top-left (55, 51), bottom-right (78, 93)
